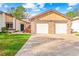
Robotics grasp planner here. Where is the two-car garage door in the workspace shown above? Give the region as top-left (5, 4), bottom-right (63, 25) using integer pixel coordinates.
top-left (36, 23), bottom-right (48, 34)
top-left (55, 23), bottom-right (67, 34)
top-left (36, 23), bottom-right (67, 34)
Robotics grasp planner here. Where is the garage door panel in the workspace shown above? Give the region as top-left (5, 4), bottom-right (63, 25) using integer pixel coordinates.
top-left (36, 23), bottom-right (48, 34)
top-left (55, 23), bottom-right (67, 34)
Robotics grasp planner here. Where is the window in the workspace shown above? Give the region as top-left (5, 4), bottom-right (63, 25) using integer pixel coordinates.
top-left (6, 22), bottom-right (13, 29)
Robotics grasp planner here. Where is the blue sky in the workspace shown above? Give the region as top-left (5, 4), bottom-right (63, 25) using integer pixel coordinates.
top-left (0, 3), bottom-right (79, 16)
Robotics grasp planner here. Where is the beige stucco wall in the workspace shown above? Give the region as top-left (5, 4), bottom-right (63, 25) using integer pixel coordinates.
top-left (15, 20), bottom-right (26, 31)
top-left (5, 14), bottom-right (13, 22)
top-left (0, 13), bottom-right (6, 32)
top-left (15, 20), bottom-right (20, 31)
top-left (35, 12), bottom-right (68, 21)
top-left (31, 20), bottom-right (36, 34)
top-left (48, 21), bottom-right (55, 34)
top-left (67, 20), bottom-right (72, 34)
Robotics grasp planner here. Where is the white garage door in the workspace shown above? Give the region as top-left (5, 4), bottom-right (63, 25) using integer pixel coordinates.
top-left (36, 23), bottom-right (48, 34)
top-left (55, 23), bottom-right (67, 34)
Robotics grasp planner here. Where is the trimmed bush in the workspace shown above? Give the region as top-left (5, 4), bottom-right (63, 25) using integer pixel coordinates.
top-left (1, 27), bottom-right (8, 33)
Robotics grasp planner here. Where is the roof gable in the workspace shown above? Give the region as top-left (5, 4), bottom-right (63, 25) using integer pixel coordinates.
top-left (30, 10), bottom-right (71, 21)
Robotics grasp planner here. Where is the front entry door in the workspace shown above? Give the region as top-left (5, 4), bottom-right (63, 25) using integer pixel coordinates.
top-left (20, 24), bottom-right (24, 31)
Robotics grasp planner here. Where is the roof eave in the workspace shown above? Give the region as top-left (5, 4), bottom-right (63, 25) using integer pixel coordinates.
top-left (29, 10), bottom-right (72, 21)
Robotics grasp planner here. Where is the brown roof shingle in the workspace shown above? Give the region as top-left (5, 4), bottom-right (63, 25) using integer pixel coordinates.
top-left (29, 9), bottom-right (72, 21)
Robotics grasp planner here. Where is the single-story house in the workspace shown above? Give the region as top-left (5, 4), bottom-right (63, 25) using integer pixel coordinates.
top-left (72, 16), bottom-right (79, 32)
top-left (30, 10), bottom-right (72, 34)
top-left (0, 11), bottom-right (27, 32)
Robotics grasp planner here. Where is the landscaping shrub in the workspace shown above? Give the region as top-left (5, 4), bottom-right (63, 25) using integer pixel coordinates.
top-left (1, 27), bottom-right (8, 33)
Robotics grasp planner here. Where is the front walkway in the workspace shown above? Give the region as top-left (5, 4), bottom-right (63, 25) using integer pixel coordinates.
top-left (16, 34), bottom-right (79, 56)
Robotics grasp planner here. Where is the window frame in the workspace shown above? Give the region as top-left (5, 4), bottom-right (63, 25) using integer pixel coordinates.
top-left (6, 22), bottom-right (13, 29)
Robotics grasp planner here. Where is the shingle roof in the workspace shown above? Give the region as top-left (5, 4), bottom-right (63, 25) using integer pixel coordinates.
top-left (73, 16), bottom-right (79, 21)
top-left (0, 11), bottom-right (29, 23)
top-left (30, 9), bottom-right (72, 21)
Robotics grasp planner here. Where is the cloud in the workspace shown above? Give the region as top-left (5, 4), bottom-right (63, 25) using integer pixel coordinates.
top-left (0, 4), bottom-right (8, 8)
top-left (31, 13), bottom-right (37, 17)
top-left (0, 4), bottom-right (3, 7)
top-left (32, 8), bottom-right (40, 12)
top-left (66, 3), bottom-right (76, 11)
top-left (55, 7), bottom-right (60, 10)
top-left (37, 3), bottom-right (45, 8)
top-left (23, 3), bottom-right (45, 12)
top-left (68, 3), bottom-right (78, 6)
top-left (67, 6), bottom-right (72, 10)
top-left (0, 4), bottom-right (9, 12)
top-left (23, 3), bottom-right (36, 9)
top-left (4, 5), bottom-right (8, 8)
top-left (23, 3), bottom-right (45, 9)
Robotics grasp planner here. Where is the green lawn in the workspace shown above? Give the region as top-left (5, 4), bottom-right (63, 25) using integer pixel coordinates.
top-left (74, 32), bottom-right (79, 36)
top-left (0, 33), bottom-right (31, 56)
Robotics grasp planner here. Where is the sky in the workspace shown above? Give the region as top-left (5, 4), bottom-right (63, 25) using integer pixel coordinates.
top-left (0, 3), bottom-right (79, 16)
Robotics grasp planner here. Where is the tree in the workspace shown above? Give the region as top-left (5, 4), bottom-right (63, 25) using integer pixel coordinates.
top-left (3, 6), bottom-right (30, 32)
top-left (73, 8), bottom-right (79, 16)
top-left (66, 11), bottom-right (76, 18)
top-left (23, 12), bottom-right (31, 19)
top-left (12, 6), bottom-right (25, 20)
top-left (12, 6), bottom-right (30, 31)
top-left (12, 6), bottom-right (25, 31)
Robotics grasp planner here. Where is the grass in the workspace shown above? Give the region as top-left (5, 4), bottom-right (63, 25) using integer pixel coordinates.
top-left (74, 32), bottom-right (79, 36)
top-left (0, 33), bottom-right (31, 56)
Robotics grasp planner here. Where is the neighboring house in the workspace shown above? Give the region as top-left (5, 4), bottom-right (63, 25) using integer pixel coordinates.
top-left (30, 10), bottom-right (72, 34)
top-left (72, 16), bottom-right (79, 32)
top-left (0, 11), bottom-right (27, 32)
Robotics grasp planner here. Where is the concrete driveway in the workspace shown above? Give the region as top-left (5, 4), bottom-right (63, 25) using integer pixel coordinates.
top-left (16, 34), bottom-right (79, 56)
